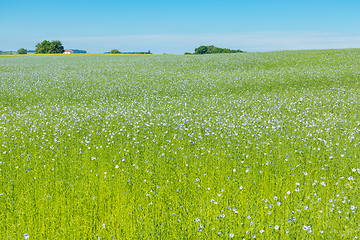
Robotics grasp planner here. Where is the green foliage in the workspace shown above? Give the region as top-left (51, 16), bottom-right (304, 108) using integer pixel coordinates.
top-left (35, 40), bottom-right (64, 54)
top-left (135, 51), bottom-right (152, 54)
top-left (194, 45), bottom-right (244, 54)
top-left (17, 48), bottom-right (27, 54)
top-left (110, 49), bottom-right (121, 54)
top-left (1, 49), bottom-right (360, 239)
top-left (35, 40), bottom-right (50, 54)
top-left (194, 45), bottom-right (208, 54)
top-left (49, 41), bottom-right (64, 54)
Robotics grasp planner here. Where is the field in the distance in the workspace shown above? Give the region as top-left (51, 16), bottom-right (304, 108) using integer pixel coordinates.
top-left (1, 49), bottom-right (360, 239)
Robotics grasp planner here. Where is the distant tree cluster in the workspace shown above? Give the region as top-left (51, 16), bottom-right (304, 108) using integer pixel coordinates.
top-left (110, 49), bottom-right (121, 54)
top-left (17, 48), bottom-right (27, 54)
top-left (35, 40), bottom-right (64, 54)
top-left (0, 50), bottom-right (17, 55)
top-left (70, 49), bottom-right (86, 53)
top-left (108, 49), bottom-right (152, 54)
top-left (138, 50), bottom-right (152, 54)
top-left (193, 45), bottom-right (244, 54)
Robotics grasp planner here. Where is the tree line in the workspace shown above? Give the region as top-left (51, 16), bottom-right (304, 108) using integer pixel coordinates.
top-left (13, 40), bottom-right (65, 54)
top-left (35, 40), bottom-right (64, 54)
top-left (12, 41), bottom-right (87, 55)
top-left (109, 49), bottom-right (152, 54)
top-left (188, 45), bottom-right (244, 55)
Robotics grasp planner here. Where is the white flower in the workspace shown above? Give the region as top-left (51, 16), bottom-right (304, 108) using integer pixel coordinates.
top-left (229, 233), bottom-right (234, 238)
top-left (275, 225), bottom-right (279, 230)
top-left (233, 169), bottom-right (236, 172)
top-left (115, 165), bottom-right (119, 169)
top-left (24, 233), bottom-right (29, 239)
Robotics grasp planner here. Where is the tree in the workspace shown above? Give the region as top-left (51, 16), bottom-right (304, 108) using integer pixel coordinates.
top-left (17, 48), bottom-right (27, 54)
top-left (110, 49), bottom-right (120, 54)
top-left (49, 40), bottom-right (64, 54)
top-left (194, 45), bottom-right (244, 54)
top-left (194, 46), bottom-right (208, 54)
top-left (35, 40), bottom-right (64, 54)
top-left (35, 40), bottom-right (50, 54)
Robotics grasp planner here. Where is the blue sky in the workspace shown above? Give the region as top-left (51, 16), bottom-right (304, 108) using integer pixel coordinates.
top-left (1, 0), bottom-right (360, 53)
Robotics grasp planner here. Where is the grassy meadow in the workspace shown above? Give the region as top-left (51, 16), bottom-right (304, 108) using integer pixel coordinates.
top-left (0, 49), bottom-right (360, 239)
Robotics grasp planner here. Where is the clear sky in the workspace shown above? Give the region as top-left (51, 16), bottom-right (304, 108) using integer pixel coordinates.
top-left (1, 0), bottom-right (360, 53)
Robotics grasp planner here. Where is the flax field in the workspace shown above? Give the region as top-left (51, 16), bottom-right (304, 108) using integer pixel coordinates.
top-left (1, 49), bottom-right (360, 239)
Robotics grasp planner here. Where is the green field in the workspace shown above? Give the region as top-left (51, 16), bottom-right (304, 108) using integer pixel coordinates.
top-left (1, 49), bottom-right (360, 239)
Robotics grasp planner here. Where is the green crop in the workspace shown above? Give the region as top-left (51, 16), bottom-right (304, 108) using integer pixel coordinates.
top-left (0, 49), bottom-right (360, 239)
